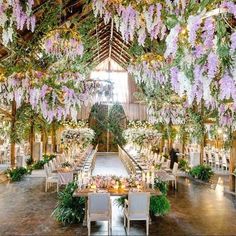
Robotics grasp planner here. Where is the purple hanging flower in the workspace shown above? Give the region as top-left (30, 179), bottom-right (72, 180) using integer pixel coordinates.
top-left (219, 73), bottom-right (236, 100)
top-left (221, 1), bottom-right (236, 18)
top-left (164, 24), bottom-right (181, 58)
top-left (170, 67), bottom-right (180, 92)
top-left (193, 45), bottom-right (204, 58)
top-left (230, 32), bottom-right (236, 53)
top-left (207, 52), bottom-right (218, 79)
top-left (202, 17), bottom-right (215, 49)
top-left (187, 15), bottom-right (201, 47)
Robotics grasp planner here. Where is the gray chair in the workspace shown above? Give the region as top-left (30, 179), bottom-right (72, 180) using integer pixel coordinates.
top-left (124, 192), bottom-right (150, 235)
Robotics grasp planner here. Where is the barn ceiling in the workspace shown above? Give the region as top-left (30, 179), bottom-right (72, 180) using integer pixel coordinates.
top-left (0, 0), bottom-right (132, 69)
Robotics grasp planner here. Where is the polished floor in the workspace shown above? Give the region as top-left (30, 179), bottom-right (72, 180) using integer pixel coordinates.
top-left (0, 154), bottom-right (236, 235)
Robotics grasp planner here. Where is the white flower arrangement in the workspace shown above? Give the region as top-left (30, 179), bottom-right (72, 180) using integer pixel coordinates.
top-left (123, 128), bottom-right (161, 147)
top-left (61, 128), bottom-right (95, 149)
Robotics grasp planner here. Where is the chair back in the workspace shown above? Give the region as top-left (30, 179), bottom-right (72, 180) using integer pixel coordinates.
top-left (222, 154), bottom-right (227, 165)
top-left (157, 155), bottom-right (161, 163)
top-left (172, 162), bottom-right (179, 175)
top-left (58, 171), bottom-right (73, 185)
top-left (49, 160), bottom-right (55, 172)
top-left (44, 164), bottom-right (50, 178)
top-left (214, 153), bottom-right (219, 162)
top-left (160, 156), bottom-right (165, 163)
top-left (128, 192), bottom-right (150, 217)
top-left (88, 193), bottom-right (110, 215)
top-left (53, 158), bottom-right (58, 168)
top-left (166, 159), bottom-right (171, 169)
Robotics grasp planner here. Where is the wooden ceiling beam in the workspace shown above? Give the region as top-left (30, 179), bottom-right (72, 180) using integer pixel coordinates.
top-left (111, 51), bottom-right (129, 65)
top-left (111, 46), bottom-right (130, 62)
top-left (112, 41), bottom-right (131, 59)
top-left (111, 55), bottom-right (127, 69)
top-left (91, 49), bottom-right (109, 62)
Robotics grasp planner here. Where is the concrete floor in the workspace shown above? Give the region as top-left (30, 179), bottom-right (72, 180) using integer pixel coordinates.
top-left (0, 154), bottom-right (236, 235)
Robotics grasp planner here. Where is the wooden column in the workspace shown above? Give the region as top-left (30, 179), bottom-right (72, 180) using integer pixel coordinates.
top-left (10, 100), bottom-right (16, 167)
top-left (51, 121), bottom-right (57, 153)
top-left (200, 101), bottom-right (205, 164)
top-left (229, 131), bottom-right (236, 191)
top-left (29, 120), bottom-right (35, 161)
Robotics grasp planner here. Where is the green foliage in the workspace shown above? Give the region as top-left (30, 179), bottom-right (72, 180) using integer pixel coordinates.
top-left (150, 195), bottom-right (170, 216)
top-left (189, 165), bottom-right (214, 182)
top-left (11, 103), bottom-right (50, 144)
top-left (26, 156), bottom-right (34, 166)
top-left (32, 160), bottom-right (45, 170)
top-left (114, 196), bottom-right (126, 208)
top-left (90, 103), bottom-right (126, 148)
top-left (108, 103), bottom-right (126, 146)
top-left (61, 161), bottom-right (72, 168)
top-left (188, 108), bottom-right (205, 143)
top-left (178, 158), bottom-right (191, 172)
top-left (31, 154), bottom-right (56, 170)
top-left (154, 178), bottom-right (168, 195)
top-left (5, 167), bottom-right (31, 182)
top-left (52, 181), bottom-right (85, 225)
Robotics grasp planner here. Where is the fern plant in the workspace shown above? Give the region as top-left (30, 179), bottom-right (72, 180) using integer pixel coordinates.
top-left (5, 167), bottom-right (31, 182)
top-left (52, 182), bottom-right (85, 225)
top-left (189, 165), bottom-right (214, 182)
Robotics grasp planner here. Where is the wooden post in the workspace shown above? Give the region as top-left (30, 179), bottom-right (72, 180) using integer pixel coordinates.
top-left (10, 100), bottom-right (16, 167)
top-left (200, 101), bottom-right (205, 164)
top-left (41, 130), bottom-right (47, 155)
top-left (51, 121), bottom-right (57, 153)
top-left (182, 130), bottom-right (186, 154)
top-left (229, 131), bottom-right (236, 192)
top-left (29, 120), bottom-right (35, 161)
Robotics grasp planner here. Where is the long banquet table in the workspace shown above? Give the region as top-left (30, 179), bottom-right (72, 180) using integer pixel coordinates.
top-left (73, 186), bottom-right (162, 197)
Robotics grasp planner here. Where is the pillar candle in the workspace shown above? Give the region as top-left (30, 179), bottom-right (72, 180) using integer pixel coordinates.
top-left (142, 172), bottom-right (146, 183)
top-left (146, 172), bottom-right (150, 184)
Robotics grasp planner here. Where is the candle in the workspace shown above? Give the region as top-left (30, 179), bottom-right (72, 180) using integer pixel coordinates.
top-left (151, 171), bottom-right (155, 188)
top-left (146, 172), bottom-right (150, 184)
top-left (142, 172), bottom-right (146, 183)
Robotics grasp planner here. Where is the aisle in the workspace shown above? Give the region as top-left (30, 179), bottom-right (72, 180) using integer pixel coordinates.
top-left (92, 152), bottom-right (128, 176)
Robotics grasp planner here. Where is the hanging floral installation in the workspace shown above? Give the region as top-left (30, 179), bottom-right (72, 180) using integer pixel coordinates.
top-left (0, 0), bottom-right (36, 46)
top-left (149, 104), bottom-right (186, 125)
top-left (0, 69), bottom-right (104, 123)
top-left (128, 53), bottom-right (166, 86)
top-left (43, 27), bottom-right (84, 60)
top-left (93, 0), bottom-right (236, 129)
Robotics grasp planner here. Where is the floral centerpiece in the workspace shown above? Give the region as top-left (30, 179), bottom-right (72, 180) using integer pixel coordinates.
top-left (88, 175), bottom-right (142, 189)
top-left (61, 128), bottom-right (95, 160)
top-left (61, 128), bottom-right (95, 150)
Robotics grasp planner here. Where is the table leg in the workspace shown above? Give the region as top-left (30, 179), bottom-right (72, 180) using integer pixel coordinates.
top-left (83, 198), bottom-right (88, 227)
top-left (149, 217), bottom-right (152, 225)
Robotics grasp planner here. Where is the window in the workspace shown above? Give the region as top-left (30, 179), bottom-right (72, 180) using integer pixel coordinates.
top-left (90, 58), bottom-right (129, 103)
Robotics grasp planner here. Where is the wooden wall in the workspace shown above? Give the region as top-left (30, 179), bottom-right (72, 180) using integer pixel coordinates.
top-left (78, 103), bottom-right (147, 121)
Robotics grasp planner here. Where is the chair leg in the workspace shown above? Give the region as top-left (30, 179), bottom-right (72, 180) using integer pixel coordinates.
top-left (175, 178), bottom-right (177, 190)
top-left (88, 220), bottom-right (91, 236)
top-left (146, 219), bottom-right (149, 235)
top-left (45, 181), bottom-right (47, 192)
top-left (124, 214), bottom-right (126, 227)
top-left (127, 219), bottom-right (130, 235)
top-left (57, 183), bottom-right (59, 192)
